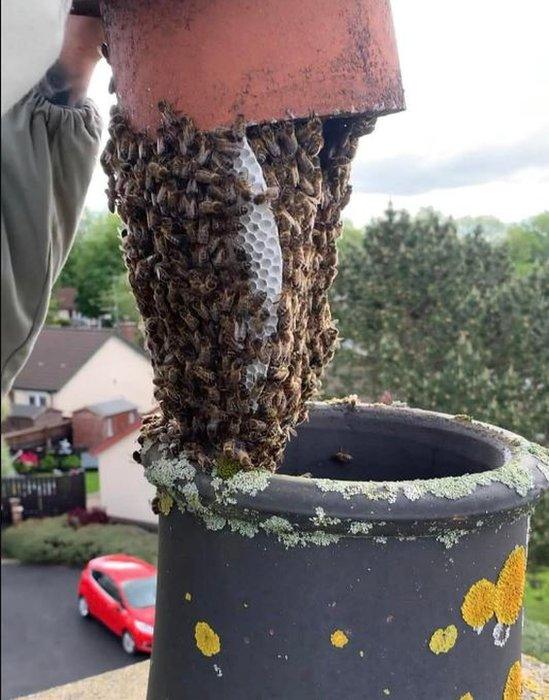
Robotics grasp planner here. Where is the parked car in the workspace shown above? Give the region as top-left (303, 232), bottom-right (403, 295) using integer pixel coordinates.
top-left (77, 554), bottom-right (156, 654)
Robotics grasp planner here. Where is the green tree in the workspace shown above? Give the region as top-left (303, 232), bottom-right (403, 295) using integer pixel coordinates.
top-left (1, 401), bottom-right (15, 478)
top-left (99, 272), bottom-right (140, 324)
top-left (503, 212), bottom-right (549, 276)
top-left (58, 211), bottom-right (126, 318)
top-left (325, 205), bottom-right (548, 445)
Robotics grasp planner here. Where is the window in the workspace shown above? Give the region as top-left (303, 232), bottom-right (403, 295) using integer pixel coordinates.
top-left (105, 417), bottom-right (114, 438)
top-left (127, 410), bottom-right (137, 425)
top-left (92, 570), bottom-right (122, 603)
top-left (28, 393), bottom-right (47, 406)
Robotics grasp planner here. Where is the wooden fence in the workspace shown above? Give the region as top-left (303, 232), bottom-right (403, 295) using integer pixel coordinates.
top-left (1, 471), bottom-right (86, 525)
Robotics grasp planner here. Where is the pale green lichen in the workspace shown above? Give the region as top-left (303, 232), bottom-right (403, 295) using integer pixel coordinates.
top-left (140, 414), bottom-right (546, 548)
top-left (259, 515), bottom-right (340, 549)
top-left (228, 518), bottom-right (259, 538)
top-left (349, 522), bottom-right (374, 535)
top-left (311, 507), bottom-right (341, 527)
top-left (436, 529), bottom-right (468, 549)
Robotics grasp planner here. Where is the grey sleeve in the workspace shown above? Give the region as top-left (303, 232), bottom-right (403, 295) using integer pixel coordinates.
top-left (1, 91), bottom-right (102, 397)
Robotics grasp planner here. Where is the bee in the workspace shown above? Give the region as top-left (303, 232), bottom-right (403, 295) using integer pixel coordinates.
top-left (296, 150), bottom-right (316, 176)
top-left (278, 123), bottom-right (299, 156)
top-left (296, 118), bottom-right (323, 153)
top-left (332, 449), bottom-right (353, 464)
top-left (260, 126), bottom-right (281, 158)
top-left (253, 187), bottom-right (279, 205)
top-left (195, 169), bottom-right (220, 185)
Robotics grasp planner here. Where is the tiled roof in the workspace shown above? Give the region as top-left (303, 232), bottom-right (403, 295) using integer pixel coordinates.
top-left (13, 327), bottom-right (144, 392)
top-left (7, 404), bottom-right (48, 419)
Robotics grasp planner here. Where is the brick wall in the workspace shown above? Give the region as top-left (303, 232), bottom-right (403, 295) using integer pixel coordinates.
top-left (72, 409), bottom-right (139, 450)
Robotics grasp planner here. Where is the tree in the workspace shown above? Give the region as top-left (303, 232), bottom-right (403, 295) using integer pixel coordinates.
top-left (1, 401), bottom-right (15, 478)
top-left (58, 211), bottom-right (126, 318)
top-left (99, 272), bottom-right (141, 325)
top-left (503, 212), bottom-right (549, 277)
top-left (326, 206), bottom-right (548, 445)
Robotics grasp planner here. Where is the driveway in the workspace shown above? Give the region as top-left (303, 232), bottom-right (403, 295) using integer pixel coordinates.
top-left (1, 563), bottom-right (143, 700)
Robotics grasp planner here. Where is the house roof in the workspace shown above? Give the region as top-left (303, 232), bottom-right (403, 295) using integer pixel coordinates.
top-left (13, 327), bottom-right (146, 392)
top-left (7, 404), bottom-right (49, 420)
top-left (56, 287), bottom-right (77, 312)
top-left (90, 420), bottom-right (142, 456)
top-left (83, 398), bottom-right (138, 418)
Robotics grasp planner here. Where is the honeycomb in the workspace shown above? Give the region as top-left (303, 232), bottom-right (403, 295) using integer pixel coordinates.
top-left (233, 137), bottom-right (282, 391)
top-left (101, 103), bottom-right (375, 472)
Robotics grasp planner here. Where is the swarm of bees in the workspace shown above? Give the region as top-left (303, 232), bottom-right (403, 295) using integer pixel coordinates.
top-left (101, 99), bottom-right (375, 472)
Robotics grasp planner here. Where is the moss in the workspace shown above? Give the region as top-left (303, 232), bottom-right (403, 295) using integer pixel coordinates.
top-left (215, 454), bottom-right (243, 480)
top-left (428, 625), bottom-right (458, 655)
top-left (453, 414), bottom-right (473, 422)
top-left (157, 489), bottom-right (174, 516)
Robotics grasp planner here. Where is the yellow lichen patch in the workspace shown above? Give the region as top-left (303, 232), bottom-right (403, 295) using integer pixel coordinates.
top-left (195, 621), bottom-right (221, 657)
top-left (330, 629), bottom-right (349, 648)
top-left (184, 592), bottom-right (192, 602)
top-left (494, 546), bottom-right (527, 625)
top-left (461, 578), bottom-right (496, 629)
top-left (157, 490), bottom-right (174, 516)
top-left (459, 694), bottom-right (474, 700)
top-left (428, 625), bottom-right (458, 655)
top-left (503, 660), bottom-right (521, 700)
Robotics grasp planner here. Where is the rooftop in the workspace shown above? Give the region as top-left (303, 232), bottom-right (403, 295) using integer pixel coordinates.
top-left (83, 398), bottom-right (138, 418)
top-left (13, 327), bottom-right (144, 392)
top-left (5, 404), bottom-right (50, 420)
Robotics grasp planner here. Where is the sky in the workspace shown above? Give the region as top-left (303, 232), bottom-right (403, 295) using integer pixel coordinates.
top-left (85, 0), bottom-right (549, 227)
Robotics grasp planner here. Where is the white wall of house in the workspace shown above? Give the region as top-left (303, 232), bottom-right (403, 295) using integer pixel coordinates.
top-left (52, 337), bottom-right (154, 415)
top-left (12, 390), bottom-right (53, 407)
top-left (97, 429), bottom-right (157, 525)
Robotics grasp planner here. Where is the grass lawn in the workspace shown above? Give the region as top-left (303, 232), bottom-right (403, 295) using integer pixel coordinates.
top-left (85, 470), bottom-right (100, 495)
top-left (524, 566), bottom-right (549, 662)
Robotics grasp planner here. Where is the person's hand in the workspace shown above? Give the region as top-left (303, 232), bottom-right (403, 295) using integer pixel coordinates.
top-left (38, 14), bottom-right (103, 107)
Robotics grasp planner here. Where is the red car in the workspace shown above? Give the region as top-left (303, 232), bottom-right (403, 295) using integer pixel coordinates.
top-left (77, 554), bottom-right (156, 654)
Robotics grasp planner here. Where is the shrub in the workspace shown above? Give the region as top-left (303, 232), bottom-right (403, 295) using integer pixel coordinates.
top-left (60, 454), bottom-right (81, 471)
top-left (1, 516), bottom-right (158, 566)
top-left (67, 507), bottom-right (109, 528)
top-left (39, 453), bottom-right (58, 471)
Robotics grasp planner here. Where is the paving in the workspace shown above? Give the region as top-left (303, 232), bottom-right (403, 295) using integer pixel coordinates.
top-left (1, 563), bottom-right (142, 700)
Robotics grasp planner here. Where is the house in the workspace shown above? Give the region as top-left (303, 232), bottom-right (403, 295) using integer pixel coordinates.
top-left (91, 422), bottom-right (157, 526)
top-left (10, 327), bottom-right (154, 416)
top-left (72, 398), bottom-right (140, 450)
top-left (1, 404), bottom-right (70, 452)
top-left (1, 404), bottom-right (64, 433)
top-left (55, 287), bottom-right (79, 323)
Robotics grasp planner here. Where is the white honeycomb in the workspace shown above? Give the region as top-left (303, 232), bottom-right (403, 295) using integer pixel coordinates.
top-left (232, 137), bottom-right (282, 392)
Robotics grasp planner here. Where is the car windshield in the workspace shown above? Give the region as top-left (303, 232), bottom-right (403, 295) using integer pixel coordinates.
top-left (122, 576), bottom-right (157, 608)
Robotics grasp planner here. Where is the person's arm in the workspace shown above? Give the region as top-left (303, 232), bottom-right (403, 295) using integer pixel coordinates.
top-left (37, 15), bottom-right (103, 107)
top-left (1, 15), bottom-right (104, 397)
